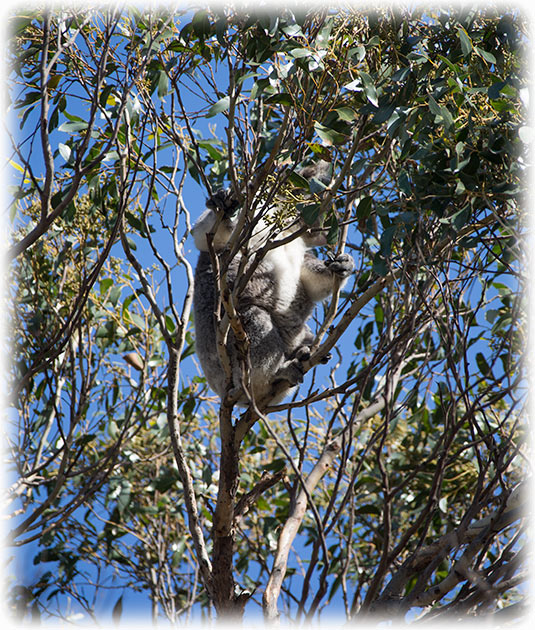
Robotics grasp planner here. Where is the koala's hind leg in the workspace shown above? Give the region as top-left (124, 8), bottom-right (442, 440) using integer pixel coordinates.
top-left (289, 331), bottom-right (331, 366)
top-left (235, 304), bottom-right (316, 403)
top-left (235, 305), bottom-right (289, 397)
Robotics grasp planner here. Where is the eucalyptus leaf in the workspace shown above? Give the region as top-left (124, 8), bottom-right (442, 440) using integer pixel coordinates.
top-left (58, 143), bottom-right (72, 163)
top-left (58, 120), bottom-right (88, 133)
top-left (206, 96), bottom-right (230, 118)
top-left (457, 26), bottom-right (473, 56)
top-left (297, 202), bottom-right (321, 225)
top-left (314, 122), bottom-right (348, 146)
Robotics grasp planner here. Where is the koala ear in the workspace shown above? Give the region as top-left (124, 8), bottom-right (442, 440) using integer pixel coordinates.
top-left (192, 201), bottom-right (239, 252)
top-left (298, 160), bottom-right (332, 187)
top-left (191, 209), bottom-right (214, 251)
top-left (206, 188), bottom-right (240, 216)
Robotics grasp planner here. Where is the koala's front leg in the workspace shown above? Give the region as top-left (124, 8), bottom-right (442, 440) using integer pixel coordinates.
top-left (301, 252), bottom-right (355, 302)
top-left (325, 253), bottom-right (355, 278)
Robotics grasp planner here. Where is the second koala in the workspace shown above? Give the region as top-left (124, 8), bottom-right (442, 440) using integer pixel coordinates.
top-left (192, 185), bottom-right (355, 406)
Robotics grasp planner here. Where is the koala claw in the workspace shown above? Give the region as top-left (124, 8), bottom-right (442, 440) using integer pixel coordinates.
top-left (274, 358), bottom-right (305, 387)
top-left (294, 345), bottom-right (311, 361)
top-left (296, 346), bottom-right (331, 365)
top-left (326, 253), bottom-right (355, 278)
top-left (206, 188), bottom-right (240, 215)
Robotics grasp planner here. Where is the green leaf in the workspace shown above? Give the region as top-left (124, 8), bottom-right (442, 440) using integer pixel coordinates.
top-left (350, 45), bottom-right (366, 62)
top-left (314, 122), bottom-right (348, 146)
top-left (391, 66), bottom-right (410, 82)
top-left (476, 352), bottom-right (491, 376)
top-left (335, 106), bottom-right (357, 121)
top-left (289, 47), bottom-right (312, 58)
top-left (380, 225), bottom-right (396, 257)
top-left (9, 16), bottom-right (34, 36)
top-left (428, 95), bottom-right (443, 118)
top-left (398, 170), bottom-right (411, 197)
top-left (440, 205), bottom-right (471, 231)
top-left (157, 70), bottom-right (169, 98)
top-left (171, 540), bottom-right (186, 567)
top-left (360, 71), bottom-right (378, 107)
top-left (202, 463), bottom-right (213, 486)
top-left (75, 434), bottom-right (96, 448)
top-left (374, 304), bottom-right (384, 325)
top-left (100, 278), bottom-right (113, 294)
top-left (125, 211), bottom-right (145, 234)
top-left (166, 314), bottom-right (177, 333)
top-left (343, 78), bottom-right (362, 92)
top-left (457, 26), bottom-right (473, 57)
top-left (372, 253), bottom-right (387, 276)
top-left (109, 286), bottom-right (122, 307)
top-left (58, 143), bottom-right (72, 163)
top-left (386, 110), bottom-right (406, 137)
top-left (475, 47), bottom-right (496, 64)
top-left (117, 481), bottom-right (131, 514)
top-left (215, 16), bottom-right (227, 45)
top-left (438, 54), bottom-right (461, 75)
top-left (367, 35), bottom-right (381, 47)
top-left (63, 110), bottom-right (86, 123)
top-left (326, 213), bottom-right (339, 245)
top-left (192, 10), bottom-right (211, 38)
top-left (373, 103), bottom-right (396, 125)
top-left (355, 503), bottom-right (381, 516)
top-left (488, 81), bottom-right (507, 100)
top-left (428, 96), bottom-right (454, 130)
top-left (264, 93), bottom-right (294, 106)
top-left (264, 458), bottom-right (287, 472)
top-left (287, 171), bottom-right (309, 188)
top-left (183, 396), bottom-right (195, 417)
top-left (49, 102), bottom-right (60, 132)
top-left (281, 23), bottom-right (303, 37)
top-left (356, 196), bottom-right (373, 220)
top-left (236, 71), bottom-right (259, 85)
top-left (58, 120), bottom-right (88, 133)
top-left (206, 96), bottom-right (230, 118)
top-left (297, 202), bottom-right (321, 225)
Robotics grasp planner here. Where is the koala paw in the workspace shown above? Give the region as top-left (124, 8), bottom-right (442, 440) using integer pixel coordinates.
top-left (274, 358), bottom-right (305, 387)
top-left (294, 345), bottom-right (331, 365)
top-left (206, 188), bottom-right (240, 216)
top-left (293, 345), bottom-right (311, 361)
top-left (326, 253), bottom-right (355, 278)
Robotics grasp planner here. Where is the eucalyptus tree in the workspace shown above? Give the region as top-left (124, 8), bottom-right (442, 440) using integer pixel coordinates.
top-left (6, 5), bottom-right (528, 625)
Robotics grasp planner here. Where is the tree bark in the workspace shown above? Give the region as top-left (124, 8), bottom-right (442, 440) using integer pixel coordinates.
top-left (212, 401), bottom-right (243, 618)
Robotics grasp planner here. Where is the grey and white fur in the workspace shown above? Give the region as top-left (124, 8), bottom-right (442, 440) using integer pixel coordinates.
top-left (192, 179), bottom-right (354, 406)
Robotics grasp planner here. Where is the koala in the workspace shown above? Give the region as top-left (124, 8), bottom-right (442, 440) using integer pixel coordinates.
top-left (192, 183), bottom-right (355, 406)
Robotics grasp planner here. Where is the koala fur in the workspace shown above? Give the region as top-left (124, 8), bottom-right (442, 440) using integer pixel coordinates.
top-left (192, 186), bottom-right (355, 406)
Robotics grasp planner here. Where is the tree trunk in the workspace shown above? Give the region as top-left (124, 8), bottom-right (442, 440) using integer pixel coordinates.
top-left (212, 402), bottom-right (243, 618)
